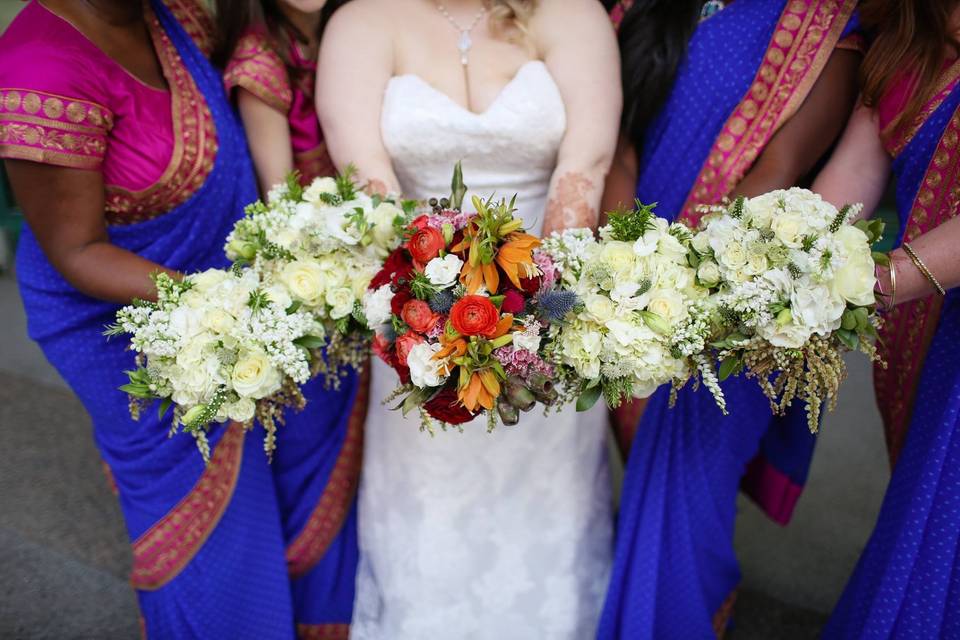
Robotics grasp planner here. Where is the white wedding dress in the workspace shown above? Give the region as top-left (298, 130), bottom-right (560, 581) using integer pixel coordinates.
top-left (351, 61), bottom-right (613, 640)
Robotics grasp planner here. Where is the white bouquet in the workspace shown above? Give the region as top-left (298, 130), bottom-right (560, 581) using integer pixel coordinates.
top-left (224, 171), bottom-right (412, 377)
top-left (109, 269), bottom-right (324, 461)
top-left (542, 204), bottom-right (719, 412)
top-left (692, 189), bottom-right (885, 429)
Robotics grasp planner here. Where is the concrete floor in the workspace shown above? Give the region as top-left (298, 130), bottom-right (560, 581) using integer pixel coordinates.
top-left (0, 267), bottom-right (891, 639)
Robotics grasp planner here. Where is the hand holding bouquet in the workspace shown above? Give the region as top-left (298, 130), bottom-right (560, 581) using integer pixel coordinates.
top-left (108, 268), bottom-right (324, 460)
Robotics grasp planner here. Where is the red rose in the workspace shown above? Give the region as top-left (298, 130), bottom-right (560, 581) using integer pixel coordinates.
top-left (501, 289), bottom-right (526, 315)
top-left (519, 274), bottom-right (543, 295)
top-left (424, 387), bottom-right (476, 425)
top-left (372, 333), bottom-right (395, 367)
top-left (371, 247), bottom-right (414, 289)
top-left (407, 227), bottom-right (445, 265)
top-left (450, 295), bottom-right (501, 337)
top-left (390, 289), bottom-right (413, 317)
top-left (409, 215), bottom-right (430, 231)
top-left (401, 299), bottom-right (440, 334)
top-left (395, 332), bottom-right (424, 367)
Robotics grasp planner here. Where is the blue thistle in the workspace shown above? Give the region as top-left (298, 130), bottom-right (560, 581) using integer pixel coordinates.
top-left (537, 290), bottom-right (579, 322)
top-left (429, 289), bottom-right (456, 314)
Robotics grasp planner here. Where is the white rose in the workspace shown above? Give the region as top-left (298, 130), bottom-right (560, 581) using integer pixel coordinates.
top-left (168, 305), bottom-right (204, 339)
top-left (232, 350), bottom-right (282, 399)
top-left (274, 228), bottom-right (300, 251)
top-left (326, 287), bottom-right (356, 320)
top-left (265, 284), bottom-right (293, 311)
top-left (719, 242), bottom-right (749, 271)
top-left (745, 251), bottom-right (769, 276)
top-left (369, 202), bottom-right (403, 250)
top-left (691, 231), bottom-right (712, 255)
top-left (834, 224), bottom-right (872, 260)
top-left (697, 260), bottom-right (721, 287)
top-left (226, 397), bottom-right (256, 423)
top-left (191, 269), bottom-right (230, 293)
top-left (645, 288), bottom-right (687, 324)
top-left (201, 308), bottom-right (235, 334)
top-left (406, 342), bottom-right (449, 388)
top-left (584, 293), bottom-right (616, 323)
top-left (302, 177), bottom-right (339, 204)
top-left (280, 260), bottom-right (326, 307)
top-left (771, 211), bottom-right (808, 248)
top-left (832, 252), bottom-right (876, 307)
top-left (745, 196), bottom-right (777, 229)
top-left (601, 241), bottom-right (637, 275)
top-left (424, 254), bottom-right (464, 287)
top-left (658, 232), bottom-right (689, 264)
top-left (760, 320), bottom-right (814, 349)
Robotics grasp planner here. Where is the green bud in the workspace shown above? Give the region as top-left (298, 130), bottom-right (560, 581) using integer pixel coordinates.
top-left (441, 223), bottom-right (455, 245)
top-left (497, 400), bottom-right (520, 426)
top-left (227, 239), bottom-right (258, 262)
top-left (776, 308), bottom-right (793, 327)
top-left (639, 310), bottom-right (671, 335)
top-left (488, 334), bottom-right (514, 349)
top-left (841, 310), bottom-right (857, 331)
top-left (182, 404), bottom-right (207, 427)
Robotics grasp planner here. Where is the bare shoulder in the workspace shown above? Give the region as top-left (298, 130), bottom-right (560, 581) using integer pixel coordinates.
top-left (530, 0), bottom-right (616, 47)
top-left (325, 0), bottom-right (397, 35)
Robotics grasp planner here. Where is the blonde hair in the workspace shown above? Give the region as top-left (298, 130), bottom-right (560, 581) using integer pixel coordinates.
top-left (486, 0), bottom-right (537, 43)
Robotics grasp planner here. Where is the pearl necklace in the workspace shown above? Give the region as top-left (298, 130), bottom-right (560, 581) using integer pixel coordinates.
top-left (436, 3), bottom-right (488, 67)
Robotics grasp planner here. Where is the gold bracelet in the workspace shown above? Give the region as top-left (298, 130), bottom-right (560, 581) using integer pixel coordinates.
top-left (887, 259), bottom-right (896, 310)
top-left (902, 242), bottom-right (946, 296)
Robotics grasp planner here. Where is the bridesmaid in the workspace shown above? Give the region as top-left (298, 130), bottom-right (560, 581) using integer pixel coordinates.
top-left (812, 1), bottom-right (960, 636)
top-left (214, 1), bottom-right (363, 636)
top-left (0, 0), bottom-right (299, 637)
top-left (599, 0), bottom-right (862, 636)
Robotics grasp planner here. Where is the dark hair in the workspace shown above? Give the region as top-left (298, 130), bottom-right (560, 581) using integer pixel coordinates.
top-left (613, 0), bottom-right (704, 151)
top-left (212, 0), bottom-right (351, 71)
top-left (859, 0), bottom-right (960, 141)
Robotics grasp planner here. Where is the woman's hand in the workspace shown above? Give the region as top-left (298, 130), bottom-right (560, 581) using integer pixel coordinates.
top-left (236, 88), bottom-right (295, 196)
top-left (4, 160), bottom-right (176, 303)
top-left (536, 0), bottom-right (622, 236)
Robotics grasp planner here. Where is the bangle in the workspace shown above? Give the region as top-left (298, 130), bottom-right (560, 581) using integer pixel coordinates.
top-left (888, 258), bottom-right (897, 310)
top-left (902, 242), bottom-right (946, 296)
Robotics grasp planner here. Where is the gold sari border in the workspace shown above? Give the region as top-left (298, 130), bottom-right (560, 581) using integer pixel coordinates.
top-left (130, 422), bottom-right (245, 591)
top-left (679, 0), bottom-right (857, 227)
top-left (224, 32), bottom-right (294, 114)
top-left (882, 57), bottom-right (960, 158)
top-left (875, 103), bottom-right (960, 465)
top-left (296, 623), bottom-right (350, 640)
top-left (712, 587), bottom-right (738, 639)
top-left (160, 0), bottom-right (216, 58)
top-left (105, 3), bottom-right (218, 225)
top-left (286, 366), bottom-right (367, 579)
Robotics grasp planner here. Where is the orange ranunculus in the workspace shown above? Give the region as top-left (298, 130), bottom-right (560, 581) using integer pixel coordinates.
top-left (401, 299), bottom-right (440, 334)
top-left (496, 232), bottom-right (541, 290)
top-left (458, 370), bottom-right (500, 412)
top-left (395, 332), bottom-right (424, 367)
top-left (407, 226), bottom-right (445, 265)
top-left (449, 295), bottom-right (500, 337)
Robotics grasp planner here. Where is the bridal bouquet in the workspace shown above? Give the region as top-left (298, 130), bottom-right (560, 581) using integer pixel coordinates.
top-left (541, 204), bottom-right (721, 412)
top-left (692, 189), bottom-right (884, 430)
top-left (108, 268), bottom-right (324, 460)
top-left (364, 166), bottom-right (572, 431)
top-left (224, 171), bottom-right (411, 378)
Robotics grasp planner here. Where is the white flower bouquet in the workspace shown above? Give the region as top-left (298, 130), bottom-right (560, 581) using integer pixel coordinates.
top-left (541, 203), bottom-right (721, 412)
top-left (224, 171), bottom-right (413, 379)
top-left (108, 269), bottom-right (325, 460)
top-left (691, 188), bottom-right (885, 430)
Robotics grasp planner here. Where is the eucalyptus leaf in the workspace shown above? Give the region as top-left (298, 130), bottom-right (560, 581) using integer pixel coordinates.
top-left (576, 385), bottom-right (603, 412)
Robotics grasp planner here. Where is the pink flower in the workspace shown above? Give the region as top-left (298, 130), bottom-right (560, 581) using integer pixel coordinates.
top-left (533, 250), bottom-right (557, 291)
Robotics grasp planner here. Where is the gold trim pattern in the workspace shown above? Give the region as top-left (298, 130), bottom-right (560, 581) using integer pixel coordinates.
top-left (881, 57), bottom-right (960, 158)
top-left (160, 0), bottom-right (216, 58)
top-left (104, 3), bottom-right (218, 224)
top-left (286, 366), bottom-right (367, 578)
top-left (224, 31), bottom-right (293, 114)
top-left (713, 588), bottom-right (738, 639)
top-left (875, 103), bottom-right (960, 466)
top-left (678, 0), bottom-right (858, 227)
top-left (0, 89), bottom-right (112, 170)
top-left (130, 423), bottom-right (245, 591)
top-left (296, 623), bottom-right (350, 640)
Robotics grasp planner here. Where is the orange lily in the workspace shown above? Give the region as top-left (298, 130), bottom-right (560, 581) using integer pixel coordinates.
top-left (433, 332), bottom-right (467, 361)
top-left (496, 232), bottom-right (540, 289)
top-left (458, 370), bottom-right (500, 412)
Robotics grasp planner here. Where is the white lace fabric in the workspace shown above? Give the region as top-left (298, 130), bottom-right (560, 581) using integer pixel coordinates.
top-left (351, 60), bottom-right (613, 640)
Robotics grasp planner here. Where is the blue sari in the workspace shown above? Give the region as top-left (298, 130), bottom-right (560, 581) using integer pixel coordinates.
top-left (600, 1), bottom-right (859, 637)
top-left (823, 71), bottom-right (960, 640)
top-left (10, 1), bottom-right (358, 636)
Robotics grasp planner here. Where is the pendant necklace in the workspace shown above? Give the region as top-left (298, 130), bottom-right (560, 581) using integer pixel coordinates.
top-left (436, 3), bottom-right (488, 67)
top-left (701, 0), bottom-right (726, 21)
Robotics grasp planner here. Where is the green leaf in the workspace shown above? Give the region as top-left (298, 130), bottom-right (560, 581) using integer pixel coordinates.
top-left (450, 162), bottom-right (468, 211)
top-left (718, 356), bottom-right (743, 382)
top-left (836, 328), bottom-right (859, 351)
top-left (285, 300), bottom-right (302, 314)
top-left (872, 251), bottom-right (891, 267)
top-left (158, 397), bottom-right (172, 420)
top-left (294, 335), bottom-right (328, 350)
top-left (576, 384), bottom-right (604, 412)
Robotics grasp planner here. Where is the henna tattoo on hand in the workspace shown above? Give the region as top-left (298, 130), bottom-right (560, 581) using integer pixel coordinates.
top-left (544, 171), bottom-right (598, 234)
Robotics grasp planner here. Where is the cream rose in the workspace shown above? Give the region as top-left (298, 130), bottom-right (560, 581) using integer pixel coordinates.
top-left (601, 241), bottom-right (637, 275)
top-left (232, 351), bottom-right (282, 399)
top-left (281, 260), bottom-right (326, 307)
top-left (646, 288), bottom-right (686, 324)
top-left (201, 308), bottom-right (235, 334)
top-left (832, 253), bottom-right (876, 307)
top-left (302, 177), bottom-right (338, 204)
top-left (584, 293), bottom-right (616, 323)
top-left (226, 397), bottom-right (257, 423)
top-left (326, 287), bottom-right (356, 320)
top-left (697, 260), bottom-right (721, 287)
top-left (771, 211), bottom-right (807, 248)
top-left (369, 202), bottom-right (403, 250)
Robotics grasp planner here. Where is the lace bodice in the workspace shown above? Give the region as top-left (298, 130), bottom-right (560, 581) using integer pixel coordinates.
top-left (381, 60), bottom-right (566, 232)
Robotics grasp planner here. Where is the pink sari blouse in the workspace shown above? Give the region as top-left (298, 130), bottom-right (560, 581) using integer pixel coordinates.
top-left (224, 27), bottom-right (334, 182)
top-left (0, 0), bottom-right (218, 223)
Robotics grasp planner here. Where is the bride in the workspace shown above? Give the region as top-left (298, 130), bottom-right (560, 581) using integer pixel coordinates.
top-left (317, 0), bottom-right (621, 636)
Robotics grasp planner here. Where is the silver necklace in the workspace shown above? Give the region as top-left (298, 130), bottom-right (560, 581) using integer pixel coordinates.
top-left (436, 3), bottom-right (487, 67)
top-left (700, 0), bottom-right (726, 21)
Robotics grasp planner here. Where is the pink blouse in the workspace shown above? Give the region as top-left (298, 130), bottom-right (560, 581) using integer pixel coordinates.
top-left (0, 0), bottom-right (218, 223)
top-left (224, 27), bottom-right (334, 182)
top-left (877, 57), bottom-right (960, 157)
